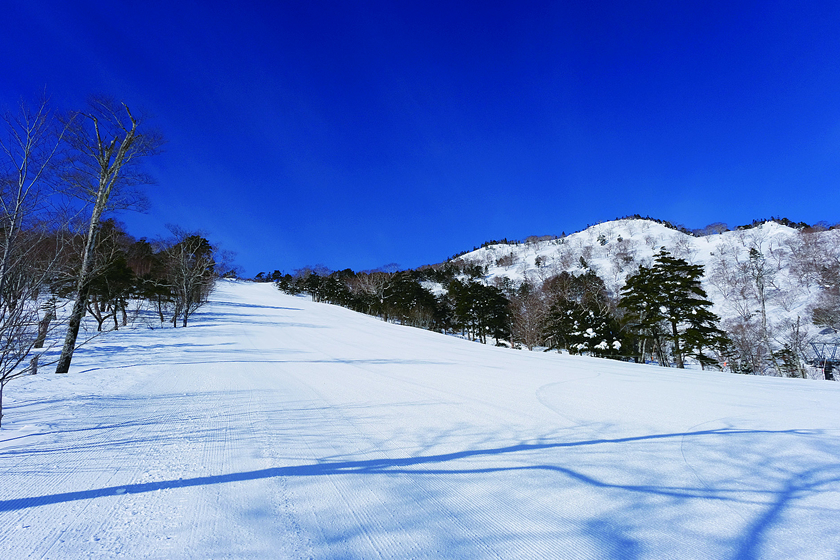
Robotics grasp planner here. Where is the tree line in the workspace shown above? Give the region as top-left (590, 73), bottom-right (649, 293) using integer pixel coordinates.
top-left (0, 94), bottom-right (220, 426)
top-left (262, 249), bottom-right (736, 371)
top-left (265, 264), bottom-right (511, 344)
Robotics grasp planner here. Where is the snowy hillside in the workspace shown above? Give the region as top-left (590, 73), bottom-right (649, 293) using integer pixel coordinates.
top-left (450, 218), bottom-right (840, 369)
top-left (457, 219), bottom-right (819, 299)
top-left (2, 281), bottom-right (839, 559)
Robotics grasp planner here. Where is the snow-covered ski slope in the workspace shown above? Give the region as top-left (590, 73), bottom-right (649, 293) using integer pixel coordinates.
top-left (2, 280), bottom-right (839, 559)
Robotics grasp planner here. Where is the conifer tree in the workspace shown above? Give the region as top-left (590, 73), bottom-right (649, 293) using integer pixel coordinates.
top-left (544, 296), bottom-right (622, 357)
top-left (619, 263), bottom-right (669, 364)
top-left (620, 249), bottom-right (727, 368)
top-left (448, 279), bottom-right (511, 344)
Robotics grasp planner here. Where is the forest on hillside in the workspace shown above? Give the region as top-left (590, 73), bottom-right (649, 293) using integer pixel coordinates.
top-left (263, 218), bottom-right (840, 380)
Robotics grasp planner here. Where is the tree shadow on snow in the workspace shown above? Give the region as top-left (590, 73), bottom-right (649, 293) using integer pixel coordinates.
top-left (2, 427), bottom-right (838, 559)
top-left (210, 300), bottom-right (303, 312)
top-left (1, 427), bottom-right (831, 503)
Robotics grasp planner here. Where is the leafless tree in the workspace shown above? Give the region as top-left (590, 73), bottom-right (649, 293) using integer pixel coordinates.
top-left (777, 316), bottom-right (809, 378)
top-left (746, 244), bottom-right (784, 375)
top-left (161, 227), bottom-right (216, 327)
top-left (55, 98), bottom-right (163, 373)
top-left (669, 233), bottom-right (697, 262)
top-left (811, 261), bottom-right (840, 331)
top-left (0, 227), bottom-right (71, 426)
top-left (0, 96), bottom-right (67, 302)
top-left (82, 220), bottom-right (136, 331)
top-left (694, 222), bottom-right (729, 236)
top-left (0, 97), bottom-right (75, 425)
top-left (722, 316), bottom-right (766, 374)
top-left (346, 271), bottom-right (390, 314)
top-left (509, 284), bottom-right (549, 350)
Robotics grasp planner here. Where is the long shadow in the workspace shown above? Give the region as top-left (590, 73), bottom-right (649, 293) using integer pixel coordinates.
top-left (138, 316), bottom-right (325, 330)
top-left (74, 358), bottom-right (455, 373)
top-left (181, 311), bottom-right (329, 328)
top-left (78, 341), bottom-right (237, 355)
top-left (0, 395), bottom-right (450, 457)
top-left (210, 301), bottom-right (303, 312)
top-left (0, 428), bottom-right (823, 513)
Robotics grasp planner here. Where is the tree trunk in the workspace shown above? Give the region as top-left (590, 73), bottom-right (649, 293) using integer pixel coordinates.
top-left (55, 282), bottom-right (91, 373)
top-left (34, 303), bottom-right (55, 349)
top-left (156, 296), bottom-right (166, 323)
top-left (55, 100), bottom-right (150, 373)
top-left (671, 320), bottom-right (684, 368)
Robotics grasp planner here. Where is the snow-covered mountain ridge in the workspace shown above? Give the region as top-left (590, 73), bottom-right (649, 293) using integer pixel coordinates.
top-left (448, 218), bottom-right (840, 368)
top-left (452, 218), bottom-right (815, 290)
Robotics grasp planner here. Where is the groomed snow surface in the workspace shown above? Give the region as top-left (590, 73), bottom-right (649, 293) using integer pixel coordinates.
top-left (2, 281), bottom-right (839, 559)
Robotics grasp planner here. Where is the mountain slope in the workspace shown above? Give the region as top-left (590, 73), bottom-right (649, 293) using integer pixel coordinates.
top-left (450, 218), bottom-right (840, 369)
top-left (1, 281), bottom-right (839, 559)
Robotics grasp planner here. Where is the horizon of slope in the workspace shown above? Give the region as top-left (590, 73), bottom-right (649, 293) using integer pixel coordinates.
top-left (1, 280), bottom-right (839, 559)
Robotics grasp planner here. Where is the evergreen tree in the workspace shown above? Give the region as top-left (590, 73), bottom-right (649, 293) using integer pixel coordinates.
top-left (544, 297), bottom-right (585, 352)
top-left (86, 254), bottom-right (134, 331)
top-left (620, 249), bottom-right (727, 368)
top-left (448, 279), bottom-right (511, 344)
top-left (619, 263), bottom-right (669, 364)
top-left (544, 297), bottom-right (622, 357)
top-left (383, 272), bottom-right (438, 329)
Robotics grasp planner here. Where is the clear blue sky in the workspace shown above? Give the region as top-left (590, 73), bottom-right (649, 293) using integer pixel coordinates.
top-left (3, 1), bottom-right (839, 275)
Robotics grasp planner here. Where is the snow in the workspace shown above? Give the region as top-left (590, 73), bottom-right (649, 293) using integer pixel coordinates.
top-left (2, 280), bottom-right (839, 559)
top-left (451, 219), bottom-right (840, 366)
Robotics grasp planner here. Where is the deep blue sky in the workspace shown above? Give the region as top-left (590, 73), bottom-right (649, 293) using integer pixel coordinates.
top-left (3, 1), bottom-right (839, 275)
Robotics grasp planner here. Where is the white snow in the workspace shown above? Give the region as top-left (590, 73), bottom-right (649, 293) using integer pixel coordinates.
top-left (451, 219), bottom-right (840, 368)
top-left (1, 280), bottom-right (839, 559)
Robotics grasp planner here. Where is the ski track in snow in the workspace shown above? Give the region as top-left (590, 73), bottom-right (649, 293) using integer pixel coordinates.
top-left (1, 280), bottom-right (839, 559)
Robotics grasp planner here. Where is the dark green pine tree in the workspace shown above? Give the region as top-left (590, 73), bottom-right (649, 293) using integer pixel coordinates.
top-left (544, 298), bottom-right (622, 357)
top-left (682, 302), bottom-right (731, 369)
top-left (619, 263), bottom-right (670, 365)
top-left (542, 270), bottom-right (622, 357)
top-left (383, 272), bottom-right (439, 329)
top-left (620, 249), bottom-right (728, 368)
top-left (576, 305), bottom-right (624, 358)
top-left (448, 279), bottom-right (511, 344)
top-left (544, 297), bottom-right (585, 352)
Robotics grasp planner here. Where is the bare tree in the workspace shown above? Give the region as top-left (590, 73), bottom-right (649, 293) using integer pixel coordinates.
top-left (162, 227), bottom-right (216, 327)
top-left (346, 271), bottom-right (390, 315)
top-left (746, 247), bottom-right (783, 375)
top-left (509, 283), bottom-right (549, 350)
top-left (777, 316), bottom-right (809, 378)
top-left (83, 220), bottom-right (136, 331)
top-left (0, 96), bottom-right (66, 302)
top-left (0, 97), bottom-right (72, 425)
top-left (0, 227), bottom-right (71, 426)
top-left (811, 261), bottom-right (840, 331)
top-left (55, 98), bottom-right (163, 373)
top-left (694, 222), bottom-right (729, 236)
